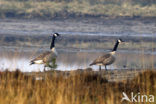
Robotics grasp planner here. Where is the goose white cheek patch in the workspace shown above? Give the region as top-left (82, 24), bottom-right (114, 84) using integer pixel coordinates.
top-left (54, 34), bottom-right (57, 37)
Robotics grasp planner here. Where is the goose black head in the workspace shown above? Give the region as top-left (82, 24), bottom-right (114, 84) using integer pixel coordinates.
top-left (112, 38), bottom-right (124, 52)
top-left (117, 38), bottom-right (124, 43)
top-left (53, 33), bottom-right (60, 37)
top-left (50, 33), bottom-right (60, 49)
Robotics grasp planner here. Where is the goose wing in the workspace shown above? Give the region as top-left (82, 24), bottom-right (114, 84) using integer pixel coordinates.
top-left (102, 54), bottom-right (115, 65)
top-left (30, 51), bottom-right (57, 65)
top-left (43, 52), bottom-right (57, 62)
top-left (90, 54), bottom-right (114, 66)
top-left (30, 51), bottom-right (51, 64)
top-left (90, 54), bottom-right (110, 65)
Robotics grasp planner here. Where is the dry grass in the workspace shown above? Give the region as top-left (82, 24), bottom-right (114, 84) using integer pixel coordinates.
top-left (0, 69), bottom-right (155, 104)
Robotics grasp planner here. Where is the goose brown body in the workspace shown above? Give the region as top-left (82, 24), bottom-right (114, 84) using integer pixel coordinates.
top-left (30, 51), bottom-right (57, 65)
top-left (90, 53), bottom-right (115, 66)
top-left (90, 39), bottom-right (124, 70)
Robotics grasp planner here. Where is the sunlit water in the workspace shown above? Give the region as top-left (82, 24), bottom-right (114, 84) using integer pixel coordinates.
top-left (1, 19), bottom-right (156, 72)
top-left (0, 48), bottom-right (155, 72)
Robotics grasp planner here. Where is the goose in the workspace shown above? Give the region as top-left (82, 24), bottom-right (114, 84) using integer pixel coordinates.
top-left (30, 33), bottom-right (60, 71)
top-left (90, 39), bottom-right (124, 71)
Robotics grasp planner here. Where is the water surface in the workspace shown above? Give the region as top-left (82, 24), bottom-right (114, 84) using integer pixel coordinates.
top-left (0, 48), bottom-right (155, 72)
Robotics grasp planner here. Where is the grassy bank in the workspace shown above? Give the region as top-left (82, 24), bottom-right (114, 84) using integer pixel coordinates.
top-left (1, 0), bottom-right (156, 19)
top-left (0, 70), bottom-right (156, 104)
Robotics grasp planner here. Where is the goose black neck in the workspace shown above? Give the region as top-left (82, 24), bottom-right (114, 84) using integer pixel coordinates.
top-left (112, 41), bottom-right (119, 52)
top-left (50, 36), bottom-right (56, 49)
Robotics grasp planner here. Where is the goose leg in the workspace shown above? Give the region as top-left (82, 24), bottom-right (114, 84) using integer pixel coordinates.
top-left (44, 65), bottom-right (46, 72)
top-left (99, 65), bottom-right (101, 71)
top-left (105, 65), bottom-right (107, 70)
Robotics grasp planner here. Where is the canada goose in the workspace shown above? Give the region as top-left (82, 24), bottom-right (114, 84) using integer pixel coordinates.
top-left (30, 33), bottom-right (60, 71)
top-left (90, 39), bottom-right (124, 71)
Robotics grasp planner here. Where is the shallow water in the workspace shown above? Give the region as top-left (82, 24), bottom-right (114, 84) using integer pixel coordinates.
top-left (0, 18), bottom-right (156, 72)
top-left (0, 48), bottom-right (155, 72)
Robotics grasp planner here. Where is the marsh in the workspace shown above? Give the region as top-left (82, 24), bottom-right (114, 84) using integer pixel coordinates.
top-left (0, 17), bottom-right (156, 72)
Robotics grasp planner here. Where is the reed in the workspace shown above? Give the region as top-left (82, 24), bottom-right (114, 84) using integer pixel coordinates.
top-left (0, 69), bottom-right (155, 104)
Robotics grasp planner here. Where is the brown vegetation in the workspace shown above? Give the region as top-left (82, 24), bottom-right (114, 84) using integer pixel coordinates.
top-left (0, 69), bottom-right (155, 104)
top-left (1, 0), bottom-right (156, 19)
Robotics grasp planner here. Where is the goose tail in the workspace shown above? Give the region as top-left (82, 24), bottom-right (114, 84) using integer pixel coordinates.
top-left (89, 63), bottom-right (94, 66)
top-left (30, 61), bottom-right (34, 65)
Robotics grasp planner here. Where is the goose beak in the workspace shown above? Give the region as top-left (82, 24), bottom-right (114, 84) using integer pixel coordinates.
top-left (51, 33), bottom-right (61, 37)
top-left (58, 34), bottom-right (60, 37)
